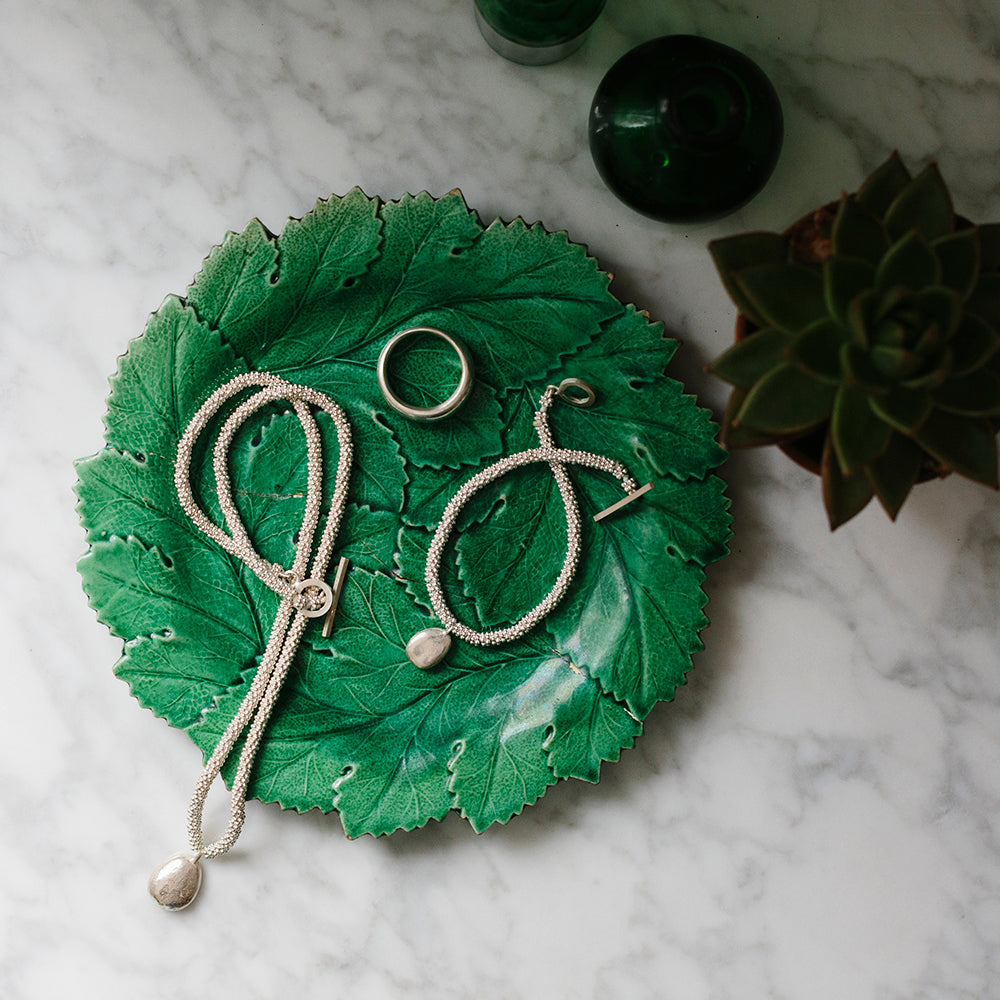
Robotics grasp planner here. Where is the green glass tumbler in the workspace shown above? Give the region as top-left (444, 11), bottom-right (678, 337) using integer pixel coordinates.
top-left (589, 35), bottom-right (783, 223)
top-left (475, 0), bottom-right (606, 65)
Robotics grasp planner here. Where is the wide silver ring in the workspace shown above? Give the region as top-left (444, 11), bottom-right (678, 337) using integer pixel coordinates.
top-left (377, 327), bottom-right (474, 422)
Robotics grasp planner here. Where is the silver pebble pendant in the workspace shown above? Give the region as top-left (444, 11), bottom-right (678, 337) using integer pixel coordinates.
top-left (149, 854), bottom-right (203, 911)
top-left (406, 627), bottom-right (452, 669)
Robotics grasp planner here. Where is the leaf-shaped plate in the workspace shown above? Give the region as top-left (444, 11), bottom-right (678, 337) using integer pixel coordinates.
top-left (76, 190), bottom-right (730, 836)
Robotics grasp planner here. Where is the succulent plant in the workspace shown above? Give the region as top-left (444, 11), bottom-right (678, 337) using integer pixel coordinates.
top-left (709, 151), bottom-right (1000, 528)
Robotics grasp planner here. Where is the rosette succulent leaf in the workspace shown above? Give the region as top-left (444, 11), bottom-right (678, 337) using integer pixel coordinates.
top-left (709, 152), bottom-right (1000, 528)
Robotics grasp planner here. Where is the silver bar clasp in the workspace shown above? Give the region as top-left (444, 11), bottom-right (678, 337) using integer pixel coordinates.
top-left (593, 482), bottom-right (654, 523)
top-left (321, 556), bottom-right (351, 638)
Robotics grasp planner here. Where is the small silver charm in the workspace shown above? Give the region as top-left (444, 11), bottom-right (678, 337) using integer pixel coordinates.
top-left (406, 627), bottom-right (452, 669)
top-left (149, 854), bottom-right (203, 911)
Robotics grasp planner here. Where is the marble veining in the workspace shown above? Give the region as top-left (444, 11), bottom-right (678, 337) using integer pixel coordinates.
top-left (2, 1), bottom-right (999, 997)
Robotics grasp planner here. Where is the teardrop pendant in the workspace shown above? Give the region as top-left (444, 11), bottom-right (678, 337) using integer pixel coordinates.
top-left (406, 627), bottom-right (452, 669)
top-left (148, 854), bottom-right (203, 911)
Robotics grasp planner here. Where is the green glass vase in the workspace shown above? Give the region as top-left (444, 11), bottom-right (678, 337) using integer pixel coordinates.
top-left (589, 35), bottom-right (783, 223)
top-left (475, 0), bottom-right (606, 65)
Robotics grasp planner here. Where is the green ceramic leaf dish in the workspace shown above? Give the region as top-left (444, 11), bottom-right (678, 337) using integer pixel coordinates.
top-left (76, 189), bottom-right (730, 837)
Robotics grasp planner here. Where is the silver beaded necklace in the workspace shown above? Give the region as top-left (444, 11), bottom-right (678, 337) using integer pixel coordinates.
top-left (149, 372), bottom-right (353, 910)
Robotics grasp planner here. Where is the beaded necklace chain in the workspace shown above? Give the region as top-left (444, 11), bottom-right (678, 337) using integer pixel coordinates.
top-left (148, 372), bottom-right (352, 910)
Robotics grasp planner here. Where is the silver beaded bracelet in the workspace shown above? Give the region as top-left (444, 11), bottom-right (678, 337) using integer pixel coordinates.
top-left (405, 378), bottom-right (653, 670)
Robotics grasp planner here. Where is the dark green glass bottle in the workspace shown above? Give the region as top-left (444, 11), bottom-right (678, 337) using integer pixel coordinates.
top-left (589, 35), bottom-right (783, 223)
top-left (475, 0), bottom-right (606, 65)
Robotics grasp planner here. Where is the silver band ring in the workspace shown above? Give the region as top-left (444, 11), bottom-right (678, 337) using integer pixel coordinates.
top-left (377, 327), bottom-right (474, 422)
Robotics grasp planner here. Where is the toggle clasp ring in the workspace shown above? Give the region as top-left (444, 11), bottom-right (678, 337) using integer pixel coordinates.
top-left (556, 378), bottom-right (597, 408)
top-left (293, 578), bottom-right (334, 618)
top-left (377, 326), bottom-right (475, 422)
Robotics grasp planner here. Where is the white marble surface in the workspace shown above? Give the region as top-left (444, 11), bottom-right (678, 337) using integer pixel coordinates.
top-left (2, 1), bottom-right (999, 997)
